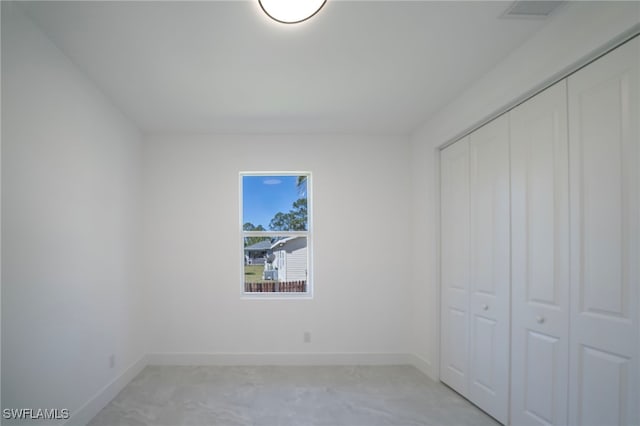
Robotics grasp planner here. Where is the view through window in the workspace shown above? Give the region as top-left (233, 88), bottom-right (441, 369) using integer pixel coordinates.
top-left (241, 173), bottom-right (311, 296)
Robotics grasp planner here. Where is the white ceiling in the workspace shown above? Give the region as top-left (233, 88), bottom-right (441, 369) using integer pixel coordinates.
top-left (20, 1), bottom-right (552, 135)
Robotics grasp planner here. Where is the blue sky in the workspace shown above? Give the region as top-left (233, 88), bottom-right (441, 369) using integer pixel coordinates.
top-left (242, 175), bottom-right (306, 229)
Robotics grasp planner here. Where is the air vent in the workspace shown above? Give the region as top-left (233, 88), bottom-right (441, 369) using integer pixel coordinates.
top-left (501, 1), bottom-right (564, 19)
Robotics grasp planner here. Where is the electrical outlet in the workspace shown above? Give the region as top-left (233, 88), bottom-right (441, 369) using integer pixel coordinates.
top-left (109, 354), bottom-right (116, 369)
top-left (304, 331), bottom-right (311, 343)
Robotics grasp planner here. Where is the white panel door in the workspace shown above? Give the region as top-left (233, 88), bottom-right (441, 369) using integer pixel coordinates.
top-left (440, 138), bottom-right (471, 397)
top-left (468, 114), bottom-right (510, 424)
top-left (510, 80), bottom-right (570, 426)
top-left (568, 37), bottom-right (639, 426)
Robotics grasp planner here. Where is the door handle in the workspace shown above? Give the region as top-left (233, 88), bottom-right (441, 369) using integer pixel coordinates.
top-left (482, 304), bottom-right (489, 311)
top-left (536, 316), bottom-right (545, 324)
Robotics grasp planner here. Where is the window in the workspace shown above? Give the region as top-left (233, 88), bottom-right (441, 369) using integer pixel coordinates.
top-left (240, 172), bottom-right (312, 297)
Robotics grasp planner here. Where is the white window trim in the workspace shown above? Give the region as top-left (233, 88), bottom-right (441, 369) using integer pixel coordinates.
top-left (239, 171), bottom-right (313, 299)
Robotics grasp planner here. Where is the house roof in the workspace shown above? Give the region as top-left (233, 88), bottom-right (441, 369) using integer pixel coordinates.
top-left (244, 240), bottom-right (272, 252)
top-left (270, 236), bottom-right (304, 250)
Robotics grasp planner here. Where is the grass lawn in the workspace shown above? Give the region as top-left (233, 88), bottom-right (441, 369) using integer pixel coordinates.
top-left (244, 264), bottom-right (267, 283)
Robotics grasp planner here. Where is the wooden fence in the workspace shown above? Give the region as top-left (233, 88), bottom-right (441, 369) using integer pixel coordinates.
top-left (244, 280), bottom-right (306, 293)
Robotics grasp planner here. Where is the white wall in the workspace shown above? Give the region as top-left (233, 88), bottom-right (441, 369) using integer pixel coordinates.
top-left (409, 1), bottom-right (640, 379)
top-left (142, 134), bottom-right (412, 359)
top-left (1, 4), bottom-right (145, 424)
top-left (3, 2), bottom-right (636, 421)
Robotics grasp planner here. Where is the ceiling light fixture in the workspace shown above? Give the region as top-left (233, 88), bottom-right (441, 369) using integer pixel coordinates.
top-left (258, 0), bottom-right (327, 24)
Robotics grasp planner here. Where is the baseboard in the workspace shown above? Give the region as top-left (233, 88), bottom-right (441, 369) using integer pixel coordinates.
top-left (146, 352), bottom-right (415, 367)
top-left (408, 353), bottom-right (436, 381)
top-left (65, 355), bottom-right (147, 426)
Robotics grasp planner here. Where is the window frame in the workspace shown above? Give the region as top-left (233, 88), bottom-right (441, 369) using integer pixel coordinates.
top-left (239, 171), bottom-right (313, 299)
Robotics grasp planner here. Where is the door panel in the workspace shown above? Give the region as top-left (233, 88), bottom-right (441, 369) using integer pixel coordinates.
top-left (524, 331), bottom-right (559, 424)
top-left (579, 346), bottom-right (630, 426)
top-left (568, 37), bottom-right (639, 426)
top-left (469, 114), bottom-right (510, 424)
top-left (447, 308), bottom-right (468, 378)
top-left (472, 315), bottom-right (498, 392)
top-left (510, 81), bottom-right (570, 426)
top-left (440, 138), bottom-right (471, 396)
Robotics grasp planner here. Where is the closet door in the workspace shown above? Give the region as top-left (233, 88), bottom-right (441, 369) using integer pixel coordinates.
top-left (510, 81), bottom-right (570, 425)
top-left (440, 138), bottom-right (471, 397)
top-left (468, 115), bottom-right (510, 424)
top-left (568, 37), bottom-right (639, 426)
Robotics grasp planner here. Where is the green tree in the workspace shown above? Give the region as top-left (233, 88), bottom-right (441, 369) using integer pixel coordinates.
top-left (290, 198), bottom-right (307, 230)
top-left (296, 175), bottom-right (308, 197)
top-left (243, 222), bottom-right (269, 247)
top-left (268, 212), bottom-right (291, 231)
top-left (268, 198), bottom-right (307, 231)
top-left (243, 222), bottom-right (266, 232)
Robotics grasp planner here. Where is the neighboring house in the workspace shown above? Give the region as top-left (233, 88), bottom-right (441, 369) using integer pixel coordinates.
top-left (244, 239), bottom-right (272, 264)
top-left (267, 236), bottom-right (307, 282)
